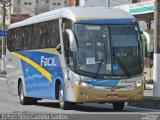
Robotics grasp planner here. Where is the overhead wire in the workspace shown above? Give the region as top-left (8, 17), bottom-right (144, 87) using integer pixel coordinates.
top-left (49, 0), bottom-right (65, 11)
top-left (13, 0), bottom-right (35, 13)
top-left (0, 0), bottom-right (66, 23)
top-left (13, 0), bottom-right (66, 13)
top-left (1, 0), bottom-right (154, 20)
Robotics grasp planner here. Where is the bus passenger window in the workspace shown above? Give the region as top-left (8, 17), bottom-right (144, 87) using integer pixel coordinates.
top-left (63, 32), bottom-right (73, 67)
top-left (55, 44), bottom-right (61, 54)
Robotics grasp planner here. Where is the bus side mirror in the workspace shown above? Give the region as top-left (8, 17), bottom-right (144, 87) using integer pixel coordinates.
top-left (142, 31), bottom-right (153, 52)
top-left (66, 29), bottom-right (77, 51)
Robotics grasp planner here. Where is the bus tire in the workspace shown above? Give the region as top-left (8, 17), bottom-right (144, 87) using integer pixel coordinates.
top-left (19, 82), bottom-right (30, 105)
top-left (112, 102), bottom-right (124, 111)
top-left (59, 85), bottom-right (70, 110)
top-left (29, 98), bottom-right (38, 104)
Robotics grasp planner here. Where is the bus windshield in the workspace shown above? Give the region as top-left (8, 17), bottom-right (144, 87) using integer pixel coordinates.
top-left (74, 24), bottom-right (143, 78)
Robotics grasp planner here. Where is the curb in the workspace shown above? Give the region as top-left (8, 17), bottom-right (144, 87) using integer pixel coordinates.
top-left (0, 74), bottom-right (6, 78)
top-left (128, 97), bottom-right (160, 110)
top-left (145, 84), bottom-right (153, 90)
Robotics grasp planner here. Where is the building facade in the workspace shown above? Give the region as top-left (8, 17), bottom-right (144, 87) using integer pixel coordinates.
top-left (0, 0), bottom-right (67, 24)
top-left (11, 0), bottom-right (67, 16)
top-left (2, 0), bottom-right (149, 24)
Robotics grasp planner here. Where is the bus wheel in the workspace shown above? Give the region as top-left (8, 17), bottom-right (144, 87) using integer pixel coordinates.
top-left (29, 98), bottom-right (38, 104)
top-left (112, 102), bottom-right (125, 111)
top-left (59, 85), bottom-right (70, 110)
top-left (19, 82), bottom-right (30, 105)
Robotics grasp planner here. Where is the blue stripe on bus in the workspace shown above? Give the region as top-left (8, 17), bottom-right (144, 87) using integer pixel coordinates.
top-left (85, 79), bottom-right (119, 87)
top-left (78, 19), bottom-right (137, 24)
top-left (18, 51), bottom-right (66, 100)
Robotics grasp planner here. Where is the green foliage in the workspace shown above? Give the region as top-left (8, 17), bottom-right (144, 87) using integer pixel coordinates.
top-left (0, 37), bottom-right (6, 55)
top-left (141, 34), bottom-right (147, 44)
top-left (0, 70), bottom-right (6, 75)
top-left (0, 23), bottom-right (9, 30)
top-left (0, 24), bottom-right (2, 29)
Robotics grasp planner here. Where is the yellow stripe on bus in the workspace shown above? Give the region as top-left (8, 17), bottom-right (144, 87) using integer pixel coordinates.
top-left (12, 52), bottom-right (52, 83)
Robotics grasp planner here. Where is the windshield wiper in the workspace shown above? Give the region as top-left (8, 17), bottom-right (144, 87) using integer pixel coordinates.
top-left (115, 57), bottom-right (131, 77)
top-left (94, 59), bottom-right (104, 78)
top-left (111, 44), bottom-right (131, 77)
top-left (94, 36), bottom-right (109, 78)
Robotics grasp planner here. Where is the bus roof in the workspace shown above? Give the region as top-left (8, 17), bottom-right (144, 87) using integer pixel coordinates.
top-left (9, 7), bottom-right (135, 29)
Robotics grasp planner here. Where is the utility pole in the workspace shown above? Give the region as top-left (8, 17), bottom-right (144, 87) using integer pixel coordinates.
top-left (75, 0), bottom-right (79, 6)
top-left (1, 0), bottom-right (7, 72)
top-left (132, 0), bottom-right (140, 3)
top-left (153, 0), bottom-right (160, 97)
top-left (107, 0), bottom-right (110, 7)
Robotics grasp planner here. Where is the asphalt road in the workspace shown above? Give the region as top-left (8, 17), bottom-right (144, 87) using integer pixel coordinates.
top-left (0, 77), bottom-right (160, 120)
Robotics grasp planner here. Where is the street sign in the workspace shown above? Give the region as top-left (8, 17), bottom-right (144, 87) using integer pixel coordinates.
top-left (0, 30), bottom-right (7, 36)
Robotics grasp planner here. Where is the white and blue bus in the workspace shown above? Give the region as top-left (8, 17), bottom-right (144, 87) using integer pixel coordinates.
top-left (7, 7), bottom-right (147, 110)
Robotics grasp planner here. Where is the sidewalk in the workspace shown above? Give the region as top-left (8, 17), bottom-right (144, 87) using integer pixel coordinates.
top-left (128, 67), bottom-right (160, 110)
top-left (128, 97), bottom-right (160, 110)
top-left (128, 89), bottom-right (160, 110)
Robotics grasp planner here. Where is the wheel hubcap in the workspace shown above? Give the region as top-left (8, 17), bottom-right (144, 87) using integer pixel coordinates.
top-left (59, 89), bottom-right (64, 107)
top-left (20, 87), bottom-right (24, 101)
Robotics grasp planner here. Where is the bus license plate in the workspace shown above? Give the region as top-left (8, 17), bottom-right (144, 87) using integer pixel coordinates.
top-left (107, 94), bottom-right (118, 99)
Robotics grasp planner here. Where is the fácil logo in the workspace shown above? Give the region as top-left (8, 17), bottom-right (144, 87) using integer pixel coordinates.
top-left (41, 56), bottom-right (56, 67)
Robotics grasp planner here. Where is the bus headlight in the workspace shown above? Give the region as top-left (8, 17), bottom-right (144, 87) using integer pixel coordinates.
top-left (74, 75), bottom-right (94, 88)
top-left (81, 82), bottom-right (93, 88)
top-left (134, 81), bottom-right (143, 88)
top-left (73, 74), bottom-right (81, 84)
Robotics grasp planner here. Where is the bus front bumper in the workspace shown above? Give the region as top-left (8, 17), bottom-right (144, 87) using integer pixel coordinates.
top-left (74, 84), bottom-right (144, 103)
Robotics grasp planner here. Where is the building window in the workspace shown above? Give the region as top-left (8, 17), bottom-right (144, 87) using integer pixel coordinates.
top-left (53, 3), bottom-right (61, 6)
top-left (46, 0), bottom-right (49, 3)
top-left (13, 0), bottom-right (21, 14)
top-left (24, 2), bottom-right (32, 5)
top-left (24, 2), bottom-right (27, 5)
top-left (28, 2), bottom-right (32, 5)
